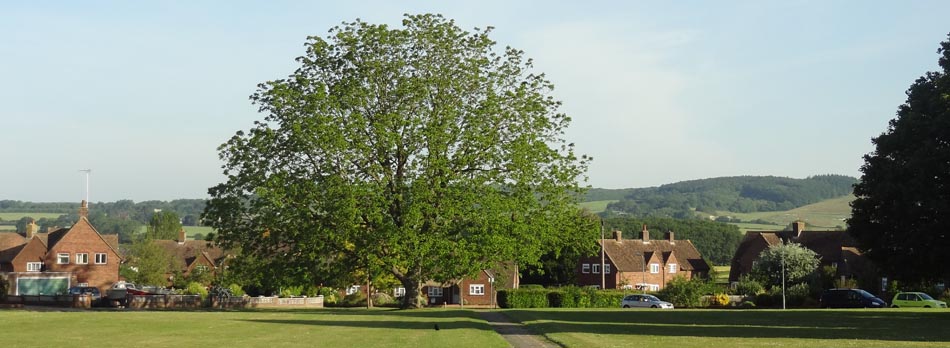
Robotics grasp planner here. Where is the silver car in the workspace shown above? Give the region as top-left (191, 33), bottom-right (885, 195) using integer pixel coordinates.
top-left (621, 294), bottom-right (674, 309)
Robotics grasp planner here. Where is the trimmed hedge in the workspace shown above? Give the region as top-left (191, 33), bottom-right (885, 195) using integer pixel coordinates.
top-left (498, 286), bottom-right (626, 308)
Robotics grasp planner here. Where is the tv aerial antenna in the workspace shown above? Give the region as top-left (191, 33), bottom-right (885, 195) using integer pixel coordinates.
top-left (78, 169), bottom-right (91, 204)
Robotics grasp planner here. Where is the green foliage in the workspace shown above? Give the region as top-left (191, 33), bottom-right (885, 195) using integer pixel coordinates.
top-left (147, 211), bottom-right (182, 240)
top-left (227, 284), bottom-right (245, 297)
top-left (600, 216), bottom-right (742, 265)
top-left (279, 285), bottom-right (304, 298)
top-left (340, 291), bottom-right (367, 307)
top-left (751, 243), bottom-right (820, 289)
top-left (606, 175), bottom-right (857, 217)
top-left (734, 274), bottom-right (765, 297)
top-left (126, 237), bottom-right (179, 286)
top-left (317, 287), bottom-right (339, 305)
top-left (0, 276), bottom-right (8, 300)
top-left (203, 14), bottom-right (591, 309)
top-left (655, 276), bottom-right (711, 308)
top-left (183, 282), bottom-right (208, 300)
top-left (849, 33), bottom-right (950, 284)
top-left (499, 287), bottom-right (627, 308)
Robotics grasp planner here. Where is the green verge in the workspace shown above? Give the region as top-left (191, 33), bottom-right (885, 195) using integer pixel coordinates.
top-left (0, 308), bottom-right (507, 348)
top-left (505, 308), bottom-right (950, 348)
top-left (577, 200), bottom-right (617, 214)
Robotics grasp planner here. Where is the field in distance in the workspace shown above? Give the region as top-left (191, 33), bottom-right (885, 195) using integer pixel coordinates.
top-left (720, 195), bottom-right (854, 232)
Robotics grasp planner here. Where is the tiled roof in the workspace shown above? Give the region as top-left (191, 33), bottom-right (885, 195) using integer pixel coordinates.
top-left (0, 232), bottom-right (25, 252)
top-left (152, 239), bottom-right (228, 268)
top-left (602, 237), bottom-right (709, 273)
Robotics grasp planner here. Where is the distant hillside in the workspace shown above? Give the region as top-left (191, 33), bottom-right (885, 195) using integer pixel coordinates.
top-left (603, 175), bottom-right (856, 218)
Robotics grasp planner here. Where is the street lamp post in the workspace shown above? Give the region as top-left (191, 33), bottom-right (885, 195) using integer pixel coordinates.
top-left (781, 249), bottom-right (786, 310)
top-left (600, 219), bottom-right (605, 290)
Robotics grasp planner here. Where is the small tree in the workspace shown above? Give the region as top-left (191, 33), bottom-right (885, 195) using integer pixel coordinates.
top-left (752, 243), bottom-right (820, 289)
top-left (147, 211), bottom-right (182, 240)
top-left (657, 276), bottom-right (710, 308)
top-left (126, 237), bottom-right (180, 286)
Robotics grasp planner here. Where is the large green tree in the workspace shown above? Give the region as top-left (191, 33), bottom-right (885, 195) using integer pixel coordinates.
top-left (849, 33), bottom-right (950, 283)
top-left (123, 237), bottom-right (179, 286)
top-left (203, 14), bottom-right (593, 308)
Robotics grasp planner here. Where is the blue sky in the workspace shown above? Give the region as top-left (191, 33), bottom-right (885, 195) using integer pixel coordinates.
top-left (2, 1), bottom-right (949, 202)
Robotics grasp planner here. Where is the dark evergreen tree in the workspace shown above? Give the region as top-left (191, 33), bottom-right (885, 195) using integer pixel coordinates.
top-left (849, 33), bottom-right (950, 283)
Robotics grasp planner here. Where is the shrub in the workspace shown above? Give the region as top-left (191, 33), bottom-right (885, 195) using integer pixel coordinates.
top-left (786, 283), bottom-right (811, 307)
top-left (740, 301), bottom-right (756, 308)
top-left (184, 282), bottom-right (208, 300)
top-left (279, 285), bottom-right (304, 298)
top-left (0, 276), bottom-right (8, 301)
top-left (371, 292), bottom-right (397, 306)
top-left (734, 275), bottom-right (764, 297)
top-left (714, 293), bottom-right (731, 306)
top-left (656, 276), bottom-right (710, 308)
top-left (588, 288), bottom-right (625, 308)
top-left (317, 287), bottom-right (339, 304)
top-left (341, 291), bottom-right (366, 307)
top-left (502, 289), bottom-right (549, 308)
top-left (228, 283), bottom-right (245, 297)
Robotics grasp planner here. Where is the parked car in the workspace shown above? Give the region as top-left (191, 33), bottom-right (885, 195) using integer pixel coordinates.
top-left (621, 294), bottom-right (674, 309)
top-left (891, 292), bottom-right (947, 308)
top-left (819, 288), bottom-right (887, 308)
top-left (67, 286), bottom-right (101, 303)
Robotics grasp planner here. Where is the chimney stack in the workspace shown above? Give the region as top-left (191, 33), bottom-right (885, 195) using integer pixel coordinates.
top-left (666, 230), bottom-right (675, 243)
top-left (792, 221), bottom-right (805, 238)
top-left (178, 228), bottom-right (186, 244)
top-left (641, 224), bottom-right (650, 242)
top-left (613, 230), bottom-right (622, 242)
top-left (78, 200), bottom-right (89, 218)
top-left (25, 219), bottom-right (37, 238)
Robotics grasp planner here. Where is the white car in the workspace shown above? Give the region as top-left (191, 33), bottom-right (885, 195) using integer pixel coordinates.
top-left (621, 294), bottom-right (674, 309)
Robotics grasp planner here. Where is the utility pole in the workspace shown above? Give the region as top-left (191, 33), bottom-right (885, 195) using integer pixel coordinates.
top-left (78, 169), bottom-right (91, 203)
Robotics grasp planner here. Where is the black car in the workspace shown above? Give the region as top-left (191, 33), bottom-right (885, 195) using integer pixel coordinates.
top-left (819, 288), bottom-right (887, 308)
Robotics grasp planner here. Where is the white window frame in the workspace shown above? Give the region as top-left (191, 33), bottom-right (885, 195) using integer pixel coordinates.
top-left (582, 264), bottom-right (590, 274)
top-left (469, 284), bottom-right (485, 296)
top-left (650, 263), bottom-right (660, 274)
top-left (394, 287), bottom-right (406, 297)
top-left (95, 253), bottom-right (107, 265)
top-left (27, 262), bottom-right (43, 272)
top-left (427, 286), bottom-right (443, 297)
top-left (604, 264), bottom-right (611, 274)
top-left (76, 253), bottom-right (89, 264)
top-left (668, 263), bottom-right (677, 273)
top-left (592, 264), bottom-right (601, 274)
top-left (57, 253), bottom-right (69, 264)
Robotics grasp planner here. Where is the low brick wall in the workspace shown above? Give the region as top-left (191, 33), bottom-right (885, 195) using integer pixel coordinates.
top-left (128, 294), bottom-right (203, 309)
top-left (213, 295), bottom-right (324, 309)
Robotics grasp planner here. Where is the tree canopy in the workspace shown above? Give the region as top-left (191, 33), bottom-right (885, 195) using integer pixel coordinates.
top-left (203, 14), bottom-right (593, 308)
top-left (751, 243), bottom-right (820, 288)
top-left (147, 210), bottom-right (182, 240)
top-left (849, 33), bottom-right (950, 283)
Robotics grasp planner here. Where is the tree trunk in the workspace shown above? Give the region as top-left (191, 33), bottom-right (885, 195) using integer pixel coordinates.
top-left (400, 278), bottom-right (425, 309)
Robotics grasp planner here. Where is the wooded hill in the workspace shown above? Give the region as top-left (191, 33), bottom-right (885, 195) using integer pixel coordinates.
top-left (599, 175), bottom-right (856, 218)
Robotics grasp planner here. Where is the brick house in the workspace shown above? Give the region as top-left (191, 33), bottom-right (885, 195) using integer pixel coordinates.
top-left (728, 221), bottom-right (875, 284)
top-left (152, 229), bottom-right (230, 284)
top-left (419, 264), bottom-right (519, 306)
top-left (0, 201), bottom-right (121, 295)
top-left (577, 225), bottom-right (710, 291)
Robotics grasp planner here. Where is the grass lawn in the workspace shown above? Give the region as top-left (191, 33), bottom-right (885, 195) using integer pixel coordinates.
top-left (137, 225), bottom-right (216, 239)
top-left (722, 195), bottom-right (854, 231)
top-left (0, 212), bottom-right (65, 221)
top-left (578, 200), bottom-right (618, 214)
top-left (712, 266), bottom-right (730, 284)
top-left (506, 308), bottom-right (950, 348)
top-left (0, 308), bottom-right (507, 348)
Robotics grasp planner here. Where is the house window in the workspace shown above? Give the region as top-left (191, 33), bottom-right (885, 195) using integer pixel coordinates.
top-left (604, 264), bottom-right (611, 274)
top-left (668, 264), bottom-right (677, 273)
top-left (650, 263), bottom-right (660, 274)
top-left (95, 253), bottom-right (107, 264)
top-left (582, 264), bottom-right (590, 274)
top-left (57, 253), bottom-right (69, 264)
top-left (394, 287), bottom-right (406, 297)
top-left (195, 265), bottom-right (209, 272)
top-left (592, 264), bottom-right (601, 274)
top-left (428, 287), bottom-right (443, 297)
top-left (76, 253), bottom-right (89, 264)
top-left (27, 262), bottom-right (43, 272)
top-left (470, 284), bottom-right (485, 296)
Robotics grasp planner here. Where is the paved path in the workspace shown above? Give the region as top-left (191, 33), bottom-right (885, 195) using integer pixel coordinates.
top-left (478, 311), bottom-right (561, 348)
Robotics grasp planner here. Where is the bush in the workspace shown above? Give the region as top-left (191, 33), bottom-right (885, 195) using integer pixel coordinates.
top-left (656, 276), bottom-right (710, 308)
top-left (228, 283), bottom-right (245, 297)
top-left (184, 282), bottom-right (208, 300)
top-left (341, 291), bottom-right (367, 307)
top-left (713, 293), bottom-right (730, 306)
top-left (371, 292), bottom-right (397, 306)
top-left (734, 275), bottom-right (764, 297)
top-left (501, 289), bottom-right (549, 308)
top-left (740, 301), bottom-right (756, 308)
top-left (279, 285), bottom-right (304, 298)
top-left (317, 287), bottom-right (339, 305)
top-left (0, 277), bottom-right (8, 301)
top-left (786, 283), bottom-right (811, 307)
